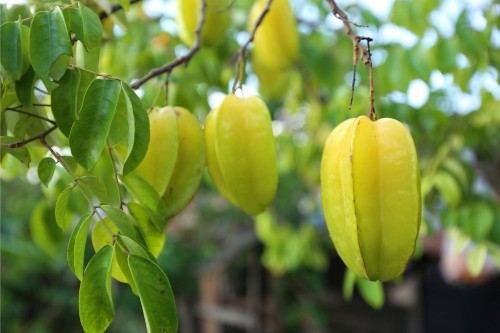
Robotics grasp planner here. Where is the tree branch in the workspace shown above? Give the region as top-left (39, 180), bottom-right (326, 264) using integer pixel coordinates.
top-left (325, 0), bottom-right (376, 119)
top-left (231, 0), bottom-right (273, 93)
top-left (5, 107), bottom-right (56, 125)
top-left (1, 126), bottom-right (57, 148)
top-left (99, 0), bottom-right (142, 21)
top-left (130, 0), bottom-right (207, 90)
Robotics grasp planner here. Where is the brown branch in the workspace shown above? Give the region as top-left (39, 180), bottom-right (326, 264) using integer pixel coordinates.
top-left (231, 0), bottom-right (273, 93)
top-left (130, 0), bottom-right (206, 90)
top-left (1, 126), bottom-right (57, 148)
top-left (325, 0), bottom-right (376, 119)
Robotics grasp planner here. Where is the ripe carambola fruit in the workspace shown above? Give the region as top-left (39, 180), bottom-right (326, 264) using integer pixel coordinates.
top-left (320, 116), bottom-right (421, 282)
top-left (249, 0), bottom-right (298, 69)
top-left (205, 94), bottom-right (278, 215)
top-left (175, 0), bottom-right (230, 47)
top-left (135, 106), bottom-right (206, 218)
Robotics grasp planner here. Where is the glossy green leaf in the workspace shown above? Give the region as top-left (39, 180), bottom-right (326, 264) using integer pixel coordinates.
top-left (79, 176), bottom-right (108, 204)
top-left (121, 84), bottom-right (149, 176)
top-left (76, 70), bottom-right (95, 114)
top-left (51, 68), bottom-right (81, 137)
top-left (67, 213), bottom-right (92, 280)
top-left (69, 79), bottom-right (121, 170)
top-left (55, 185), bottom-right (74, 231)
top-left (75, 41), bottom-right (100, 72)
top-left (128, 254), bottom-right (178, 333)
top-left (356, 278), bottom-right (385, 310)
top-left (38, 156), bottom-right (56, 187)
top-left (79, 2), bottom-right (103, 48)
top-left (114, 241), bottom-right (138, 294)
top-left (0, 136), bottom-right (31, 166)
top-left (15, 66), bottom-right (37, 108)
top-left (79, 245), bottom-right (114, 333)
top-left (128, 202), bottom-right (166, 258)
top-left (121, 173), bottom-right (167, 230)
top-left (30, 201), bottom-right (64, 256)
top-left (0, 20), bottom-right (23, 80)
top-left (101, 205), bottom-right (136, 240)
top-left (29, 8), bottom-right (72, 91)
top-left (92, 149), bottom-right (122, 207)
top-left (467, 244), bottom-right (488, 278)
top-left (91, 218), bottom-right (117, 252)
top-left (108, 86), bottom-right (133, 173)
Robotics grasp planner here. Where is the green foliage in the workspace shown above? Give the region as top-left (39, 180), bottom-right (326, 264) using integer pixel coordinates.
top-left (1, 0), bottom-right (499, 331)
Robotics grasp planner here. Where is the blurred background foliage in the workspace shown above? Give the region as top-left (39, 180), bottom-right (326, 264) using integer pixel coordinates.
top-left (1, 0), bottom-right (499, 332)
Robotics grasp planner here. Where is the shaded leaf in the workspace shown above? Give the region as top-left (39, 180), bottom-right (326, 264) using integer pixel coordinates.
top-left (69, 79), bottom-right (120, 170)
top-left (121, 84), bottom-right (149, 175)
top-left (15, 66), bottom-right (37, 108)
top-left (342, 269), bottom-right (356, 301)
top-left (51, 67), bottom-right (80, 137)
top-left (38, 156), bottom-right (56, 187)
top-left (128, 254), bottom-right (178, 333)
top-left (121, 173), bottom-right (167, 230)
top-left (67, 213), bottom-right (92, 280)
top-left (101, 205), bottom-right (136, 240)
top-left (128, 202), bottom-right (166, 258)
top-left (29, 8), bottom-right (72, 91)
top-left (79, 2), bottom-right (103, 48)
top-left (79, 245), bottom-right (114, 333)
top-left (79, 175), bottom-right (108, 204)
top-left (0, 20), bottom-right (23, 80)
top-left (0, 136), bottom-right (31, 166)
top-left (55, 185), bottom-right (74, 231)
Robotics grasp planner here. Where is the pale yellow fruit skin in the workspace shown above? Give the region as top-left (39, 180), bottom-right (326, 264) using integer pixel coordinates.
top-left (176, 0), bottom-right (230, 47)
top-left (320, 116), bottom-right (421, 282)
top-left (135, 107), bottom-right (179, 196)
top-left (249, 0), bottom-right (298, 69)
top-left (162, 107), bottom-right (206, 218)
top-left (205, 94), bottom-right (278, 215)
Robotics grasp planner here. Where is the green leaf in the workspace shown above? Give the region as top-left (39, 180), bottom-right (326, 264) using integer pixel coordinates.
top-left (30, 201), bottom-right (64, 256)
top-left (15, 66), bottom-right (37, 108)
top-left (442, 158), bottom-right (468, 189)
top-left (76, 70), bottom-right (95, 114)
top-left (121, 173), bottom-right (167, 230)
top-left (121, 84), bottom-right (149, 175)
top-left (75, 41), bottom-right (100, 72)
top-left (434, 171), bottom-right (461, 208)
top-left (69, 79), bottom-right (121, 170)
top-left (55, 185), bottom-right (74, 231)
top-left (128, 254), bottom-right (178, 333)
top-left (38, 156), bottom-right (56, 187)
top-left (0, 20), bottom-right (23, 80)
top-left (464, 203), bottom-right (495, 242)
top-left (0, 136), bottom-right (31, 166)
top-left (79, 245), bottom-right (114, 333)
top-left (61, 155), bottom-right (79, 173)
top-left (108, 86), bottom-right (133, 173)
top-left (91, 218), bottom-right (117, 251)
top-left (51, 67), bottom-right (81, 137)
top-left (114, 241), bottom-right (139, 294)
top-left (101, 205), bottom-right (137, 240)
top-left (356, 278), bottom-right (384, 310)
top-left (79, 2), bottom-right (103, 48)
top-left (467, 244), bottom-right (488, 278)
top-left (67, 213), bottom-right (92, 280)
top-left (79, 175), bottom-right (108, 204)
top-left (128, 202), bottom-right (166, 258)
top-left (29, 8), bottom-right (72, 91)
top-left (342, 269), bottom-right (356, 301)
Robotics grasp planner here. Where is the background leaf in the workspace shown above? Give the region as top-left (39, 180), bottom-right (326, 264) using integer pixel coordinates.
top-left (0, 136), bottom-right (31, 166)
top-left (55, 185), bottom-right (74, 231)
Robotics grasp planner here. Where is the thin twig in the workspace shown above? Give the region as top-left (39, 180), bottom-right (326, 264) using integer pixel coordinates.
top-left (325, 0), bottom-right (376, 118)
top-left (130, 0), bottom-right (207, 90)
top-left (231, 0), bottom-right (273, 93)
top-left (5, 108), bottom-right (56, 125)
